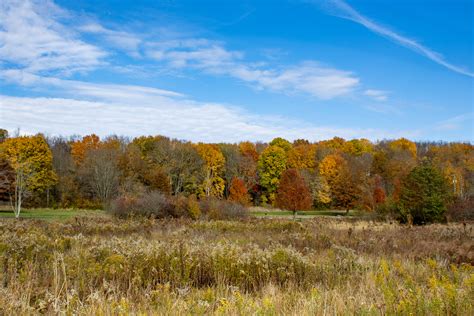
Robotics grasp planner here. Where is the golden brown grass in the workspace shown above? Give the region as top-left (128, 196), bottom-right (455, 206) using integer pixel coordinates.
top-left (0, 216), bottom-right (472, 315)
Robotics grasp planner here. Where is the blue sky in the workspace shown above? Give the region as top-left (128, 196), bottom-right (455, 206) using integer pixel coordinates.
top-left (0, 0), bottom-right (473, 142)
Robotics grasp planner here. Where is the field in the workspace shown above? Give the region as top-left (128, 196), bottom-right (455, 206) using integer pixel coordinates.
top-left (0, 210), bottom-right (472, 315)
top-left (0, 208), bottom-right (103, 221)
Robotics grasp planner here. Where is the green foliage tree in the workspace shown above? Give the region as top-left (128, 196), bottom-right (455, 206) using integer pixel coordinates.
top-left (0, 129), bottom-right (8, 143)
top-left (269, 137), bottom-right (292, 152)
top-left (398, 162), bottom-right (450, 224)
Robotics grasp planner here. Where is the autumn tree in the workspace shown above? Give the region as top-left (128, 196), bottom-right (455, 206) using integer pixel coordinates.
top-left (70, 134), bottom-right (101, 165)
top-left (318, 154), bottom-right (345, 185)
top-left (0, 129), bottom-right (8, 142)
top-left (228, 177), bottom-right (250, 205)
top-left (269, 137), bottom-right (292, 152)
top-left (427, 143), bottom-right (474, 199)
top-left (219, 144), bottom-right (244, 197)
top-left (276, 169), bottom-right (312, 218)
top-left (287, 143), bottom-right (316, 171)
top-left (144, 167), bottom-right (171, 195)
top-left (239, 141), bottom-right (258, 162)
top-left (238, 141), bottom-right (258, 198)
top-left (49, 136), bottom-right (78, 207)
top-left (319, 154), bottom-right (359, 212)
top-left (0, 135), bottom-right (57, 217)
top-left (372, 139), bottom-right (417, 199)
top-left (196, 143), bottom-right (226, 197)
top-left (343, 139), bottom-right (373, 156)
top-left (257, 145), bottom-right (287, 204)
top-left (310, 173), bottom-right (332, 207)
top-left (373, 175), bottom-right (386, 205)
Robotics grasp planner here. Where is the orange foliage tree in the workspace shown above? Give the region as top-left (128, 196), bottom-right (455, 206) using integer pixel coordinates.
top-left (70, 134), bottom-right (101, 165)
top-left (276, 169), bottom-right (312, 217)
top-left (228, 177), bottom-right (250, 205)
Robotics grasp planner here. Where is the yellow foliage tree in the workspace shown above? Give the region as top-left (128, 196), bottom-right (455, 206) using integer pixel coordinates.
top-left (196, 143), bottom-right (226, 197)
top-left (0, 135), bottom-right (57, 217)
top-left (287, 144), bottom-right (316, 170)
top-left (343, 139), bottom-right (373, 156)
top-left (389, 138), bottom-right (417, 158)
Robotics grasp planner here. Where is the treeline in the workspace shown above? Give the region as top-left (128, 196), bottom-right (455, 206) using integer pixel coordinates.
top-left (0, 128), bottom-right (472, 223)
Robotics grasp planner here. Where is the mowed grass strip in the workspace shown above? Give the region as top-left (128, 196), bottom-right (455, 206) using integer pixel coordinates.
top-left (0, 208), bottom-right (104, 221)
top-left (250, 208), bottom-right (358, 218)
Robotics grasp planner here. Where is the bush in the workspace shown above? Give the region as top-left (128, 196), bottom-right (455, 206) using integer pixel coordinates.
top-left (170, 195), bottom-right (201, 219)
top-left (109, 192), bottom-right (247, 220)
top-left (186, 195), bottom-right (201, 219)
top-left (447, 196), bottom-right (474, 222)
top-left (200, 198), bottom-right (249, 220)
top-left (108, 191), bottom-right (174, 218)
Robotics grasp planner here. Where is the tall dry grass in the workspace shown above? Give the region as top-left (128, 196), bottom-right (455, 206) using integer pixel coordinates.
top-left (0, 216), bottom-right (472, 314)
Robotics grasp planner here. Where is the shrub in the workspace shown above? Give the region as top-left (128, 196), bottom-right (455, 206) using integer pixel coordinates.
top-left (108, 191), bottom-right (174, 218)
top-left (200, 198), bottom-right (248, 220)
top-left (170, 195), bottom-right (202, 219)
top-left (447, 196), bottom-right (474, 222)
top-left (186, 195), bottom-right (201, 219)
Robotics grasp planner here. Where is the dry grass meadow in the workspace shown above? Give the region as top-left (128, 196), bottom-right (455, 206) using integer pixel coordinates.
top-left (0, 214), bottom-right (473, 315)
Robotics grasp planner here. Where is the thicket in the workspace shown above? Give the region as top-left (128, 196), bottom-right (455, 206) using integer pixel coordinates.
top-left (108, 191), bottom-right (248, 220)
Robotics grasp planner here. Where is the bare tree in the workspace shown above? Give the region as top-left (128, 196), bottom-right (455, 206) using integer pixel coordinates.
top-left (7, 161), bottom-right (35, 218)
top-left (80, 148), bottom-right (120, 205)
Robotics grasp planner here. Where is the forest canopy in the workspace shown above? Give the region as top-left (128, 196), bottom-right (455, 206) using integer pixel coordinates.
top-left (0, 129), bottom-right (472, 223)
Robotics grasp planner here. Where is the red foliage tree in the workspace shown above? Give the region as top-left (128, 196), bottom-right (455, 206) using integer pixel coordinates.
top-left (373, 187), bottom-right (386, 205)
top-left (276, 168), bottom-right (312, 217)
top-left (228, 177), bottom-right (250, 205)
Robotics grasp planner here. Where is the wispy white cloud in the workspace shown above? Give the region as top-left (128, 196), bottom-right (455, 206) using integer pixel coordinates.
top-left (364, 89), bottom-right (389, 101)
top-left (1, 66), bottom-right (413, 141)
top-left (0, 69), bottom-right (184, 102)
top-left (0, 93), bottom-right (414, 142)
top-left (0, 0), bottom-right (107, 75)
top-left (320, 0), bottom-right (474, 77)
top-left (0, 0), bottom-right (412, 142)
top-left (78, 22), bottom-right (142, 57)
top-left (435, 113), bottom-right (474, 132)
top-left (146, 39), bottom-right (360, 99)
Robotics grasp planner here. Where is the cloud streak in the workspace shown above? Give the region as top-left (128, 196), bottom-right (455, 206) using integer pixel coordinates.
top-left (321, 0), bottom-right (474, 77)
top-left (146, 39), bottom-right (360, 99)
top-left (0, 93), bottom-right (413, 142)
top-left (0, 0), bottom-right (107, 75)
top-left (364, 89), bottom-right (388, 102)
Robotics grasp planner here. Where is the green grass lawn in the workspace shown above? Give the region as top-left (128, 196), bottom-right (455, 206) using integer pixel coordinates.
top-left (0, 208), bottom-right (104, 221)
top-left (0, 207), bottom-right (358, 221)
top-left (250, 208), bottom-right (358, 218)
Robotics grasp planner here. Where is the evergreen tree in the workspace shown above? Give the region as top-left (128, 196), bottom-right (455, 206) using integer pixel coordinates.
top-left (398, 162), bottom-right (450, 224)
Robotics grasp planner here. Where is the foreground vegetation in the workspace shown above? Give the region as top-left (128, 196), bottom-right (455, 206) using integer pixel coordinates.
top-left (0, 215), bottom-right (472, 314)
